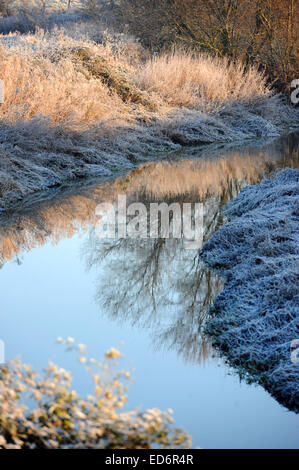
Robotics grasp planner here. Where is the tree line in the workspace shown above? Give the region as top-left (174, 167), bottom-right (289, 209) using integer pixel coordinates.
top-left (110, 0), bottom-right (298, 91)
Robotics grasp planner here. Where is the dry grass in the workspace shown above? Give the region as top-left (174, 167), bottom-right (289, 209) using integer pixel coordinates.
top-left (1, 50), bottom-right (123, 128)
top-left (0, 29), bottom-right (297, 208)
top-left (0, 32), bottom-right (279, 126)
top-left (0, 34), bottom-right (127, 129)
top-left (136, 51), bottom-right (271, 111)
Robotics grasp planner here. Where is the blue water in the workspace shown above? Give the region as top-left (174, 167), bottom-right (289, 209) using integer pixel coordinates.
top-left (1, 232), bottom-right (298, 449)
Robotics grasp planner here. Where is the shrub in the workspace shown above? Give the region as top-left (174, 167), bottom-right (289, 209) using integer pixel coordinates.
top-left (136, 50), bottom-right (271, 111)
top-left (0, 338), bottom-right (191, 448)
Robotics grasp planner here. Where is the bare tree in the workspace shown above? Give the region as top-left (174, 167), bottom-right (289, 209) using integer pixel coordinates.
top-left (114, 0), bottom-right (299, 89)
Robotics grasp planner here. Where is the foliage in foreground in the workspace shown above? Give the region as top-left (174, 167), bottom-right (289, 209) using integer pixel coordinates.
top-left (0, 339), bottom-right (191, 449)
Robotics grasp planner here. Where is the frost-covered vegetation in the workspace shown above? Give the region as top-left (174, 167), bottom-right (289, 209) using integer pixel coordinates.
top-left (2, 1), bottom-right (298, 93)
top-left (0, 338), bottom-right (191, 448)
top-left (202, 169), bottom-right (299, 412)
top-left (0, 21), bottom-right (298, 209)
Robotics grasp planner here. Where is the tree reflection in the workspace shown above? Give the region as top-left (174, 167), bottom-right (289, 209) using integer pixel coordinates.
top-left (84, 192), bottom-right (227, 364)
top-left (82, 133), bottom-right (298, 364)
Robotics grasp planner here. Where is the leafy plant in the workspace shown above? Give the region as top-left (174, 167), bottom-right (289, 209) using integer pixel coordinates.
top-left (0, 338), bottom-right (191, 448)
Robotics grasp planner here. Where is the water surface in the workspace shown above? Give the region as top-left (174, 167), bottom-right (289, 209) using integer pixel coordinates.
top-left (0, 133), bottom-right (298, 448)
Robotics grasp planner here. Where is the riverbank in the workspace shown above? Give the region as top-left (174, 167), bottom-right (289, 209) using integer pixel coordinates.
top-left (202, 168), bottom-right (299, 412)
top-left (0, 30), bottom-right (298, 210)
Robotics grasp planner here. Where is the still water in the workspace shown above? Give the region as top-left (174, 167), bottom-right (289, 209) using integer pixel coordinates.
top-left (0, 133), bottom-right (298, 448)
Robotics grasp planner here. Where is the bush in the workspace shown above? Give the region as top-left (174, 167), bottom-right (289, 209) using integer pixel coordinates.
top-left (0, 338), bottom-right (191, 449)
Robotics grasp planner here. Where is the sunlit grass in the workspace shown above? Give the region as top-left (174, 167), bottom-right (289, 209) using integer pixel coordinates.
top-left (0, 29), bottom-right (297, 209)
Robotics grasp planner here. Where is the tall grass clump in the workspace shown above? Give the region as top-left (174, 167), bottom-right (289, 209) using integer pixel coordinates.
top-left (0, 338), bottom-right (191, 449)
top-left (0, 40), bottom-right (125, 130)
top-left (137, 51), bottom-right (272, 112)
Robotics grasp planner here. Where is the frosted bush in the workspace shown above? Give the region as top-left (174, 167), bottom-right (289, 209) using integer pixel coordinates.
top-left (0, 338), bottom-right (191, 448)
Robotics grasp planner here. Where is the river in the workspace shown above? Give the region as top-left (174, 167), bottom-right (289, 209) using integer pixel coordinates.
top-left (0, 132), bottom-right (298, 448)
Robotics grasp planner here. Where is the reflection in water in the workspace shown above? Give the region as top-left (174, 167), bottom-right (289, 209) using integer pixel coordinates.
top-left (0, 133), bottom-right (298, 366)
top-left (1, 132), bottom-right (298, 266)
top-left (84, 228), bottom-right (223, 364)
top-left (82, 133), bottom-right (299, 364)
